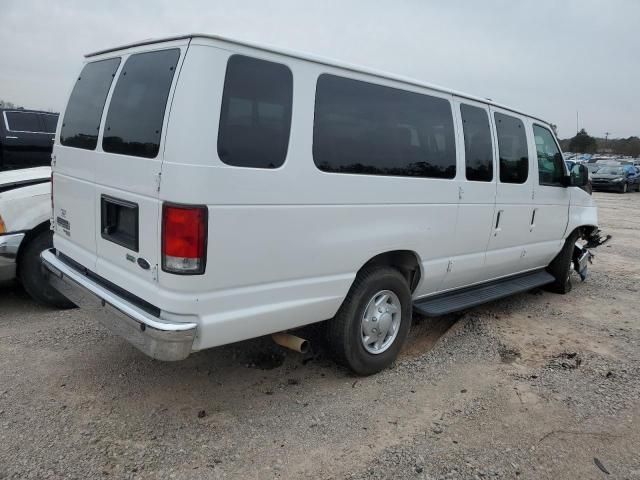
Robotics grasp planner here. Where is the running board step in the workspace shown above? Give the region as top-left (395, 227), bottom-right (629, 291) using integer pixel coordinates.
top-left (413, 270), bottom-right (555, 317)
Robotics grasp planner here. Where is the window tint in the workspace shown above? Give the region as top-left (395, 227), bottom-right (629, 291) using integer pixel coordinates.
top-left (5, 112), bottom-right (42, 132)
top-left (533, 125), bottom-right (565, 186)
top-left (460, 104), bottom-right (493, 181)
top-left (103, 49), bottom-right (180, 158)
top-left (313, 75), bottom-right (456, 178)
top-left (61, 58), bottom-right (121, 150)
top-left (495, 112), bottom-right (528, 184)
top-left (217, 55), bottom-right (293, 169)
top-left (40, 114), bottom-right (58, 133)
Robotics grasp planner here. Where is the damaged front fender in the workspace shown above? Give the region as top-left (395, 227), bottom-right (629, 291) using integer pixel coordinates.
top-left (572, 228), bottom-right (611, 281)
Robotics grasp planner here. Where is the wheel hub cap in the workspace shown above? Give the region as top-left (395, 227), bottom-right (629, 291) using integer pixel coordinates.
top-left (361, 290), bottom-right (401, 355)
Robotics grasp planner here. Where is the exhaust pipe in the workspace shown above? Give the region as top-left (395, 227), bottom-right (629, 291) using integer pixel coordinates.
top-left (272, 333), bottom-right (310, 354)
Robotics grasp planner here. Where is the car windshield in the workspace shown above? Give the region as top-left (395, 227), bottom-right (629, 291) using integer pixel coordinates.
top-left (597, 166), bottom-right (624, 175)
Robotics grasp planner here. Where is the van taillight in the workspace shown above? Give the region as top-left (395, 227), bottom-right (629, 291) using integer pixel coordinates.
top-left (162, 204), bottom-right (208, 275)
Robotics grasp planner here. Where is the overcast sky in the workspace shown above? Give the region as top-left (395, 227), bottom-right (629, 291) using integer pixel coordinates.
top-left (1, 0), bottom-right (638, 138)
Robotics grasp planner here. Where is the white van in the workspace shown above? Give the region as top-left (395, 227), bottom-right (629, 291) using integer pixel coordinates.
top-left (43, 34), bottom-right (597, 375)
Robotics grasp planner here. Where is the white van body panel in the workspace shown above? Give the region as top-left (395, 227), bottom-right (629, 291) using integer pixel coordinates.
top-left (51, 34), bottom-right (599, 354)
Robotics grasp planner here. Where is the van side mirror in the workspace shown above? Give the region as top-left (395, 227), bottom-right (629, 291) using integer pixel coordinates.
top-left (570, 164), bottom-right (589, 188)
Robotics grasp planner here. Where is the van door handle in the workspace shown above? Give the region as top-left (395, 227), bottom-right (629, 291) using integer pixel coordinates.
top-left (530, 208), bottom-right (537, 231)
top-left (494, 210), bottom-right (503, 236)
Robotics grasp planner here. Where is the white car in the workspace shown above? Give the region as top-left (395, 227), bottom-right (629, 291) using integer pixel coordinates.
top-left (43, 34), bottom-right (597, 375)
top-left (0, 167), bottom-right (72, 307)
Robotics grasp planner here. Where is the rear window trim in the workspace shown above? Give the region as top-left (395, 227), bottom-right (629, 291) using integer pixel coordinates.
top-left (2, 111), bottom-right (57, 135)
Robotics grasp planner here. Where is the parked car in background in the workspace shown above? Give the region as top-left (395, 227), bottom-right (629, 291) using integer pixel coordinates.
top-left (586, 163), bottom-right (601, 174)
top-left (0, 109), bottom-right (58, 172)
top-left (0, 167), bottom-right (72, 307)
top-left (592, 165), bottom-right (640, 193)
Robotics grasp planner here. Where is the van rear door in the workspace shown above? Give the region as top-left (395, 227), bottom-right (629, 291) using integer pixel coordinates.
top-left (93, 45), bottom-right (185, 296)
top-left (54, 57), bottom-right (122, 270)
top-left (53, 40), bottom-right (188, 301)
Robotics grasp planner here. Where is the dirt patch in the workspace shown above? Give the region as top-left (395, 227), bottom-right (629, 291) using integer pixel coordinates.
top-left (498, 344), bottom-right (521, 363)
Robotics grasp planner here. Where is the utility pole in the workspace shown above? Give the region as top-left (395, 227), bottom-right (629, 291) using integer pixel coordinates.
top-left (576, 111), bottom-right (579, 134)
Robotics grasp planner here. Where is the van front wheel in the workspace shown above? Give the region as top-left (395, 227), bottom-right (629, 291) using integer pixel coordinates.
top-left (545, 231), bottom-right (580, 294)
top-left (327, 267), bottom-right (412, 375)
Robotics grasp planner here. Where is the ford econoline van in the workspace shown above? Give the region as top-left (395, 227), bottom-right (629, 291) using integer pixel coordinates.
top-left (42, 34), bottom-right (597, 375)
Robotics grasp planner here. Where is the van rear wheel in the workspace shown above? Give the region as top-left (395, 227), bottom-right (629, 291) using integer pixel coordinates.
top-left (327, 266), bottom-right (412, 375)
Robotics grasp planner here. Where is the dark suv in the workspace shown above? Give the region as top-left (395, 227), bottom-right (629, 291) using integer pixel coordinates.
top-left (0, 109), bottom-right (58, 171)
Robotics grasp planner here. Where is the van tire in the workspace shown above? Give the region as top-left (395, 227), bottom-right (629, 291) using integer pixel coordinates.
top-left (326, 266), bottom-right (412, 376)
top-left (18, 230), bottom-right (75, 309)
top-left (545, 231), bottom-right (579, 295)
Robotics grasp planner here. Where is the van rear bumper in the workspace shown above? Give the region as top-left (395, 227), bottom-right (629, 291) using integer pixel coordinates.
top-left (40, 249), bottom-right (197, 361)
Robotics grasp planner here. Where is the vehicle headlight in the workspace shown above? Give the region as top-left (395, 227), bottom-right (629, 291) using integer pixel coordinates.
top-left (612, 177), bottom-right (624, 182)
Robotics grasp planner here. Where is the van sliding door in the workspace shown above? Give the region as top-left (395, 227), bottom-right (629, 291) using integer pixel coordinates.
top-left (483, 107), bottom-right (536, 279)
top-left (439, 99), bottom-right (498, 292)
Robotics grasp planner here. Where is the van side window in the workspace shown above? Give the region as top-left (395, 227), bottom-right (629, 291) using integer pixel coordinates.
top-left (103, 49), bottom-right (180, 158)
top-left (494, 112), bottom-right (528, 184)
top-left (61, 58), bottom-right (121, 150)
top-left (5, 112), bottom-right (42, 132)
top-left (533, 125), bottom-right (565, 186)
top-left (217, 55), bottom-right (293, 169)
top-left (313, 74), bottom-right (456, 178)
top-left (460, 104), bottom-right (493, 182)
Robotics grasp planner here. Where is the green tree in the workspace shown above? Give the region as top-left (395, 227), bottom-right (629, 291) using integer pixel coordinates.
top-left (568, 129), bottom-right (598, 153)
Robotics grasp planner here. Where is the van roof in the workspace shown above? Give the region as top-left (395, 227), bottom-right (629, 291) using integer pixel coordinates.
top-left (85, 33), bottom-right (551, 126)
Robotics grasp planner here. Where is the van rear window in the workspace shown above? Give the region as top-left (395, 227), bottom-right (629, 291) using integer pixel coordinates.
top-left (313, 75), bottom-right (456, 179)
top-left (103, 48), bottom-right (180, 158)
top-left (61, 58), bottom-right (121, 150)
top-left (217, 55), bottom-right (293, 169)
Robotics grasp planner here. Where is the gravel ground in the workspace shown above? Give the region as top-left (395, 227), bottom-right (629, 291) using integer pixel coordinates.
top-left (1, 191), bottom-right (639, 479)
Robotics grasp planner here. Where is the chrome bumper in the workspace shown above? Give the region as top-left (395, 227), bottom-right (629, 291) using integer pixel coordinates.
top-left (0, 232), bottom-right (25, 282)
top-left (40, 249), bottom-right (197, 361)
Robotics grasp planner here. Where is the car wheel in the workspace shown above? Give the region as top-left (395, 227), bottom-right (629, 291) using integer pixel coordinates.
top-left (545, 231), bottom-right (580, 294)
top-left (326, 266), bottom-right (412, 375)
top-left (18, 230), bottom-right (75, 309)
